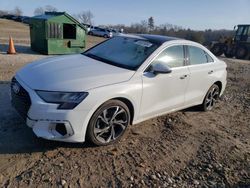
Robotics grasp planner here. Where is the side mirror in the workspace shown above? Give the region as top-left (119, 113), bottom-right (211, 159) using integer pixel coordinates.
top-left (151, 63), bottom-right (172, 74)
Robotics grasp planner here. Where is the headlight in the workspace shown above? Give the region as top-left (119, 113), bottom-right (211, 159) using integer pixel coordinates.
top-left (36, 91), bottom-right (88, 109)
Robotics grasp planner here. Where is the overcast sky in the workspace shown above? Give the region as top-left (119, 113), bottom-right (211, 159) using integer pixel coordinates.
top-left (0, 0), bottom-right (249, 30)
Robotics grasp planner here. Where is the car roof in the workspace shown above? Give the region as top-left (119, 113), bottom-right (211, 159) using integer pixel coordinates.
top-left (137, 34), bottom-right (180, 44)
top-left (118, 34), bottom-right (180, 45)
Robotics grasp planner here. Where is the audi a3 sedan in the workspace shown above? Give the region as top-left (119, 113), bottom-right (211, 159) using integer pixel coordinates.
top-left (11, 34), bottom-right (227, 145)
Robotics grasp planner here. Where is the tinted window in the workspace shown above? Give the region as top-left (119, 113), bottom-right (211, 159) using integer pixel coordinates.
top-left (152, 45), bottom-right (184, 68)
top-left (188, 46), bottom-right (207, 65)
top-left (243, 27), bottom-right (248, 35)
top-left (236, 26), bottom-right (244, 35)
top-left (84, 36), bottom-right (159, 70)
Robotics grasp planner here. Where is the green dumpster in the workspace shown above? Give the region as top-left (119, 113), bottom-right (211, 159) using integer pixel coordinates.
top-left (30, 12), bottom-right (86, 55)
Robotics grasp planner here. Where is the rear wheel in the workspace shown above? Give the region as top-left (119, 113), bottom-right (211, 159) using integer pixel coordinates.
top-left (201, 84), bottom-right (220, 111)
top-left (235, 45), bottom-right (248, 59)
top-left (211, 43), bottom-right (223, 56)
top-left (86, 100), bottom-right (130, 146)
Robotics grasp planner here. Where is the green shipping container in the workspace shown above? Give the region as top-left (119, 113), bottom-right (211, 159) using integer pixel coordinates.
top-left (30, 12), bottom-right (86, 55)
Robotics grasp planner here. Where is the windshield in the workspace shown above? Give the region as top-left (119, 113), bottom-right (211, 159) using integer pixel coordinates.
top-left (83, 36), bottom-right (160, 70)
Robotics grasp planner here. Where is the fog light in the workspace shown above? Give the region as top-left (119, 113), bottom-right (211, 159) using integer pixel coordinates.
top-left (55, 123), bottom-right (67, 136)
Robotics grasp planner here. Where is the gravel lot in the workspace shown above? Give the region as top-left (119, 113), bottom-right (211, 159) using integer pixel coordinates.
top-left (0, 19), bottom-right (249, 187)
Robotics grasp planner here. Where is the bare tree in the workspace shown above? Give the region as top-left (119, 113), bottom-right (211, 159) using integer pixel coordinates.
top-left (34, 7), bottom-right (44, 15)
top-left (12, 6), bottom-right (23, 16)
top-left (45, 5), bottom-right (57, 12)
top-left (129, 20), bottom-right (148, 33)
top-left (140, 20), bottom-right (149, 33)
top-left (34, 5), bottom-right (57, 16)
top-left (0, 10), bottom-right (9, 16)
top-left (77, 10), bottom-right (94, 25)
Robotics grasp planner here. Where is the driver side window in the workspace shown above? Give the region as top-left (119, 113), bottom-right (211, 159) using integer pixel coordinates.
top-left (151, 45), bottom-right (185, 68)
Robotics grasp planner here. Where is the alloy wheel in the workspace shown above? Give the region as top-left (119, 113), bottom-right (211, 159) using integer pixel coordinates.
top-left (205, 85), bottom-right (220, 111)
top-left (94, 106), bottom-right (128, 144)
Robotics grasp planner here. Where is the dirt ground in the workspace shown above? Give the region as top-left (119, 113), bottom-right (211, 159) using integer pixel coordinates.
top-left (0, 19), bottom-right (249, 188)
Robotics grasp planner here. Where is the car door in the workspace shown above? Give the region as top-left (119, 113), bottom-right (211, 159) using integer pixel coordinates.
top-left (185, 45), bottom-right (215, 106)
top-left (100, 29), bottom-right (105, 36)
top-left (140, 45), bottom-right (190, 120)
top-left (95, 29), bottom-right (102, 36)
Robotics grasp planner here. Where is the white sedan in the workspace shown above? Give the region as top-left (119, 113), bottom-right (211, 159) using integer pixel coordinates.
top-left (11, 34), bottom-right (227, 145)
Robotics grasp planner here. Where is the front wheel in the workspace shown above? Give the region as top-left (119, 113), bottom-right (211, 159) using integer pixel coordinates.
top-left (211, 43), bottom-right (223, 56)
top-left (201, 84), bottom-right (220, 111)
top-left (86, 100), bottom-right (130, 146)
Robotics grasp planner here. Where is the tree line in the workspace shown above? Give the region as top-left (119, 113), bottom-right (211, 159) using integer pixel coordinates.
top-left (74, 13), bottom-right (234, 46)
top-left (105, 17), bottom-right (234, 46)
top-left (0, 7), bottom-right (234, 45)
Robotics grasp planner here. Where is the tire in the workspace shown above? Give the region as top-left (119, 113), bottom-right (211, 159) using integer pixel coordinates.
top-left (201, 84), bottom-right (220, 111)
top-left (104, 34), bottom-right (108, 38)
top-left (224, 46), bottom-right (234, 58)
top-left (89, 31), bottom-right (93, 36)
top-left (210, 43), bottom-right (223, 56)
top-left (235, 45), bottom-right (248, 59)
top-left (86, 100), bottom-right (130, 146)
top-left (224, 51), bottom-right (234, 58)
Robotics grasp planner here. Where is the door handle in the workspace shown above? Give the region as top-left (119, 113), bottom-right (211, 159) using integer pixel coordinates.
top-left (208, 70), bottom-right (214, 74)
top-left (180, 75), bottom-right (188, 79)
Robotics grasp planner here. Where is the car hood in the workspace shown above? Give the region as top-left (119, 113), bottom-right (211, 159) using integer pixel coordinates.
top-left (17, 54), bottom-right (135, 91)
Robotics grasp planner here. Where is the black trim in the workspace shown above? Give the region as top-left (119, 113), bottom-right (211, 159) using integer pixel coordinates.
top-left (11, 78), bottom-right (31, 120)
top-left (185, 45), bottom-right (190, 66)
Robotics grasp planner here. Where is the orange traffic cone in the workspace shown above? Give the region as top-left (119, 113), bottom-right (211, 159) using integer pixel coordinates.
top-left (7, 36), bottom-right (16, 54)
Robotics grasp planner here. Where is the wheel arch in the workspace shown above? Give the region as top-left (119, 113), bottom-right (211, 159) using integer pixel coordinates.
top-left (201, 80), bottom-right (223, 104)
top-left (214, 81), bottom-right (222, 94)
top-left (83, 96), bottom-right (135, 144)
top-left (112, 97), bottom-right (135, 125)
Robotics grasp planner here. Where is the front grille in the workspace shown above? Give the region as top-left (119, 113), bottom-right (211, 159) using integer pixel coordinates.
top-left (11, 77), bottom-right (31, 120)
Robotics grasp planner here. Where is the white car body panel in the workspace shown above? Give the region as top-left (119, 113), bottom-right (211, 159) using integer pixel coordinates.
top-left (140, 66), bottom-right (190, 120)
top-left (12, 37), bottom-right (227, 143)
top-left (17, 54), bottom-right (135, 91)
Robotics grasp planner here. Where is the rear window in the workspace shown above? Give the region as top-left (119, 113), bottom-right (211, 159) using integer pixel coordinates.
top-left (188, 46), bottom-right (208, 65)
top-left (204, 51), bottom-right (214, 62)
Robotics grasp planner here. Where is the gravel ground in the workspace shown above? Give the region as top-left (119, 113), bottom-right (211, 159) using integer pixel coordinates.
top-left (0, 19), bottom-right (249, 188)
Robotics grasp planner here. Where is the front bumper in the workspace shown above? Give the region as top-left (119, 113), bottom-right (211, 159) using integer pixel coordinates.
top-left (11, 76), bottom-right (91, 143)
